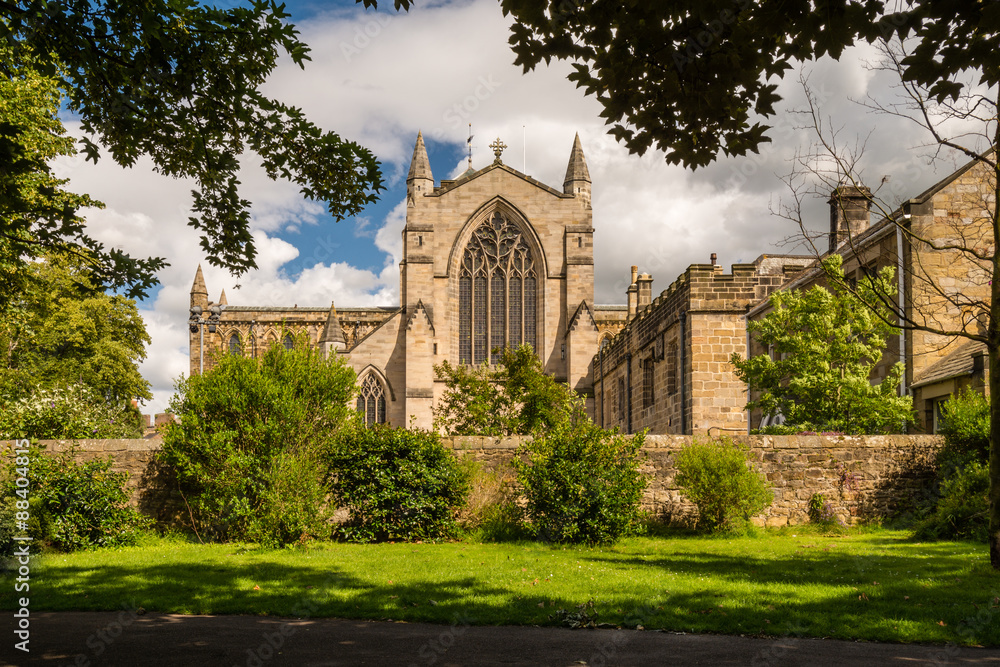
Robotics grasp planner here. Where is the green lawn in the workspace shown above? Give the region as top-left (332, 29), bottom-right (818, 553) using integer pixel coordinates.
top-left (4, 528), bottom-right (998, 646)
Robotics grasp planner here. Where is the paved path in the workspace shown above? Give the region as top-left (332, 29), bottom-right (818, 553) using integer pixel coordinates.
top-left (4, 612), bottom-right (1000, 666)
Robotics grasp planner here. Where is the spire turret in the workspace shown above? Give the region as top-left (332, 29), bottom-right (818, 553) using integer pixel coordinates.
top-left (321, 301), bottom-right (347, 354)
top-left (190, 264), bottom-right (208, 310)
top-left (407, 131), bottom-right (434, 205)
top-left (218, 289), bottom-right (228, 306)
top-left (563, 133), bottom-right (591, 207)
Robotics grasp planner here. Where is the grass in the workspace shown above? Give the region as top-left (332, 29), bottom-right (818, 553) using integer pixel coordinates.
top-left (2, 527), bottom-right (998, 646)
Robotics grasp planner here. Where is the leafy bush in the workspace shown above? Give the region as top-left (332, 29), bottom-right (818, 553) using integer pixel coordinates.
top-left (328, 424), bottom-right (469, 542)
top-left (914, 461), bottom-right (989, 542)
top-left (0, 384), bottom-right (143, 440)
top-left (159, 335), bottom-right (355, 546)
top-left (673, 437), bottom-right (773, 532)
top-left (808, 493), bottom-right (846, 531)
top-left (938, 388), bottom-right (990, 466)
top-left (514, 420), bottom-right (648, 545)
top-left (434, 344), bottom-right (584, 435)
top-left (2, 445), bottom-right (149, 553)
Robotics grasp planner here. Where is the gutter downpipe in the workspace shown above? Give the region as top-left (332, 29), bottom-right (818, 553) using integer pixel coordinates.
top-left (598, 345), bottom-right (604, 428)
top-left (896, 224), bottom-right (907, 394)
top-left (896, 222), bottom-right (908, 429)
top-left (746, 310), bottom-right (752, 435)
top-left (680, 312), bottom-right (687, 435)
top-left (625, 352), bottom-right (633, 434)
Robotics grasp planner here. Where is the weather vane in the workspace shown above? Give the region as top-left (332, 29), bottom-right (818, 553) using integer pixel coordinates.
top-left (490, 137), bottom-right (507, 165)
top-left (467, 123), bottom-right (473, 169)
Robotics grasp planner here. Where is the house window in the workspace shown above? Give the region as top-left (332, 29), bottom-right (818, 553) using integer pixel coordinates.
top-left (667, 341), bottom-right (678, 395)
top-left (458, 212), bottom-right (538, 364)
top-left (356, 373), bottom-right (387, 426)
top-left (228, 333), bottom-right (241, 356)
top-left (643, 357), bottom-right (655, 408)
top-left (617, 377), bottom-right (626, 421)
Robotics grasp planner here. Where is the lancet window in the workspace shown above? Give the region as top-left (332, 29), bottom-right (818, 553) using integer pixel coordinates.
top-left (458, 212), bottom-right (538, 364)
top-left (356, 373), bottom-right (387, 426)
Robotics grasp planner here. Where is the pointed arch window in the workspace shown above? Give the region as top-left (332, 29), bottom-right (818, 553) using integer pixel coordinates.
top-left (356, 373), bottom-right (387, 426)
top-left (458, 212), bottom-right (538, 364)
top-left (283, 333), bottom-right (294, 350)
top-left (228, 333), bottom-right (241, 356)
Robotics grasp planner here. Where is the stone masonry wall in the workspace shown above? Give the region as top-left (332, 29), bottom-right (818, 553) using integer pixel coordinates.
top-left (6, 434), bottom-right (941, 529)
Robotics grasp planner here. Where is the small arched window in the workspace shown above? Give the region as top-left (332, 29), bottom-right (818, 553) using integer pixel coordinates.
top-left (228, 333), bottom-right (241, 356)
top-left (283, 334), bottom-right (294, 350)
top-left (356, 373), bottom-right (387, 426)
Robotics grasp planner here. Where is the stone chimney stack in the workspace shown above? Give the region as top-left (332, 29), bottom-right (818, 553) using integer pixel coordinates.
top-left (829, 184), bottom-right (872, 253)
top-left (636, 272), bottom-right (653, 311)
top-left (626, 265), bottom-right (638, 321)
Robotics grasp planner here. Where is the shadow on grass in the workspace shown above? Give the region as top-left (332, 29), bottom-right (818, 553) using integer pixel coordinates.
top-left (4, 534), bottom-right (999, 648)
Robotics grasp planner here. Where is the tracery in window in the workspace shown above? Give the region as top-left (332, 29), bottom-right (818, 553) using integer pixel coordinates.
top-left (458, 212), bottom-right (538, 364)
top-left (356, 373), bottom-right (387, 426)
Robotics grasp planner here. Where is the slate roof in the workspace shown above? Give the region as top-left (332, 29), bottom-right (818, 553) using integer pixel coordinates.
top-left (911, 339), bottom-right (988, 388)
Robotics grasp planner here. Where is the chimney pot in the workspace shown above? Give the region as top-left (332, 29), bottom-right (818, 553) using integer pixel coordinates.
top-left (710, 253), bottom-right (717, 266)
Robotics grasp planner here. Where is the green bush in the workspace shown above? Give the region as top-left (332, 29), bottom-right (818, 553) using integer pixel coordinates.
top-left (914, 460), bottom-right (989, 542)
top-left (674, 437), bottom-right (773, 532)
top-left (0, 384), bottom-right (143, 440)
top-left (2, 445), bottom-right (149, 553)
top-left (328, 424), bottom-right (469, 542)
top-left (514, 420), bottom-right (648, 545)
top-left (938, 388), bottom-right (990, 466)
top-left (159, 335), bottom-right (355, 546)
top-left (807, 493), bottom-right (846, 532)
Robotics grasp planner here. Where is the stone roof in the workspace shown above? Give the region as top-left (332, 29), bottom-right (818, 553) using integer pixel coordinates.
top-left (190, 264), bottom-right (207, 296)
top-left (320, 302), bottom-right (347, 347)
top-left (911, 339), bottom-right (988, 388)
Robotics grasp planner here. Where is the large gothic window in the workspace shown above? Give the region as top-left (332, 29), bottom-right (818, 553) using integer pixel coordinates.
top-left (356, 373), bottom-right (387, 426)
top-left (458, 212), bottom-right (538, 364)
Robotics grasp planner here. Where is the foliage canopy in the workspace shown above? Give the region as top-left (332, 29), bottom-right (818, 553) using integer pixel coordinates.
top-left (2, 2), bottom-right (385, 296)
top-left (731, 255), bottom-right (913, 434)
top-left (433, 344), bottom-right (583, 436)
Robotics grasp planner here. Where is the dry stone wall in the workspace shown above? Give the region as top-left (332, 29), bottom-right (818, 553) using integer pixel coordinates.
top-left (4, 433), bottom-right (941, 528)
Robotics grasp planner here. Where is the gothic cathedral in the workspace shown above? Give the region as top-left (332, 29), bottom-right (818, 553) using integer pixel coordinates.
top-left (189, 133), bottom-right (616, 428)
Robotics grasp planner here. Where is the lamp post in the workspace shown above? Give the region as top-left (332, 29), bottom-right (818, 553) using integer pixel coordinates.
top-left (189, 304), bottom-right (224, 373)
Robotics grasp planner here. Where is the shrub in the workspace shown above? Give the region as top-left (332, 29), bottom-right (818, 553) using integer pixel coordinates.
top-left (159, 335), bottom-right (355, 546)
top-left (456, 457), bottom-right (525, 542)
top-left (328, 424), bottom-right (469, 542)
top-left (807, 493), bottom-right (846, 531)
top-left (0, 384), bottom-right (143, 440)
top-left (938, 388), bottom-right (990, 466)
top-left (914, 460), bottom-right (989, 542)
top-left (673, 437), bottom-right (773, 532)
top-left (1, 445), bottom-right (149, 553)
top-left (514, 420), bottom-right (648, 545)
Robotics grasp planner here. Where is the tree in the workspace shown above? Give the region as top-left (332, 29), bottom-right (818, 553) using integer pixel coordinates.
top-left (160, 335), bottom-right (356, 545)
top-left (0, 253), bottom-right (151, 405)
top-left (730, 255), bottom-right (913, 434)
top-left (2, 2), bottom-right (385, 297)
top-left (773, 37), bottom-right (1000, 567)
top-left (433, 344), bottom-right (584, 436)
top-left (491, 1), bottom-right (996, 169)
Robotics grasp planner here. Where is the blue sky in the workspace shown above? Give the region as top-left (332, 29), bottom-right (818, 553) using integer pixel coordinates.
top-left (53, 0), bottom-right (982, 413)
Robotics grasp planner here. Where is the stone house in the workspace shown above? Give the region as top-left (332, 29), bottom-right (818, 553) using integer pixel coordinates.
top-left (599, 155), bottom-right (995, 435)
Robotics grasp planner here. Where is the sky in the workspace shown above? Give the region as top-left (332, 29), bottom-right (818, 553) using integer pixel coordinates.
top-left (51, 0), bottom-right (983, 414)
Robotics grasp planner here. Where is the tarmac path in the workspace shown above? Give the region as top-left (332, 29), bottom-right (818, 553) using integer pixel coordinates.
top-left (4, 612), bottom-right (1000, 666)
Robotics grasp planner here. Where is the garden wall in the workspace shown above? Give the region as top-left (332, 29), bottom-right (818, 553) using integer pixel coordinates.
top-left (2, 433), bottom-right (943, 527)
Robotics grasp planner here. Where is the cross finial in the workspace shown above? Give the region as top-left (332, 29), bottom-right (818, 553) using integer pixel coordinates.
top-left (490, 137), bottom-right (507, 164)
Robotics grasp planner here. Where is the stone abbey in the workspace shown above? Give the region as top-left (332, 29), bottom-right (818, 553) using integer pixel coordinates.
top-left (189, 133), bottom-right (995, 435)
